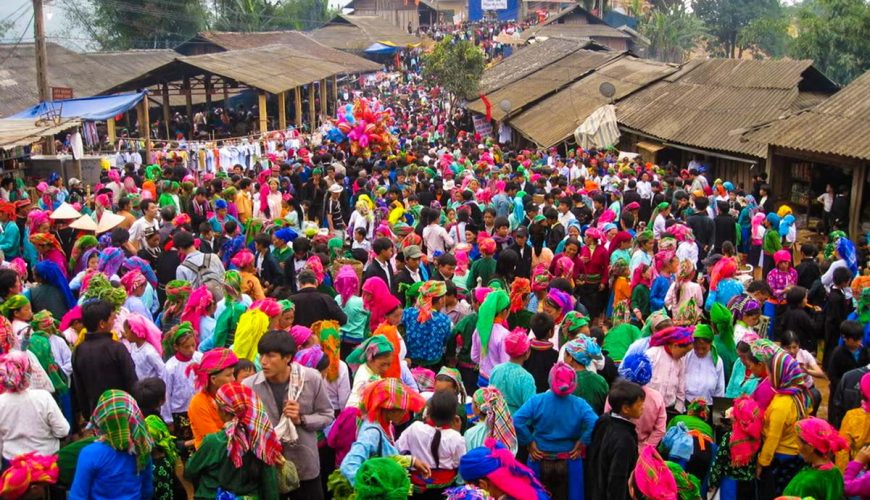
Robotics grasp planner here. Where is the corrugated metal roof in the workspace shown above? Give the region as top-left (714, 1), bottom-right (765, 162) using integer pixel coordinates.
top-left (102, 44), bottom-right (380, 96)
top-left (477, 38), bottom-right (601, 95)
top-left (308, 15), bottom-right (419, 50)
top-left (508, 55), bottom-right (677, 147)
top-left (523, 24), bottom-right (631, 41)
top-left (0, 118), bottom-right (81, 148)
top-left (0, 43), bottom-right (175, 118)
top-left (468, 49), bottom-right (620, 121)
top-left (615, 58), bottom-right (837, 158)
top-left (743, 70), bottom-right (870, 160)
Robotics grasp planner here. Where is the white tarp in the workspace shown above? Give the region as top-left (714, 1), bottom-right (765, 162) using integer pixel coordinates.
top-left (482, 0), bottom-right (508, 10)
top-left (574, 104), bottom-right (619, 150)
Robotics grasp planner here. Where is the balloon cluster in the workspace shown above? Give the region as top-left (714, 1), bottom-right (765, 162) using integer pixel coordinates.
top-left (327, 98), bottom-right (396, 158)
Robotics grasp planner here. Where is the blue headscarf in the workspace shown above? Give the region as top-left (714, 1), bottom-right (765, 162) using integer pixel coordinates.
top-left (98, 247), bottom-right (125, 278)
top-left (618, 352), bottom-right (653, 386)
top-left (274, 228), bottom-right (298, 243)
top-left (34, 261), bottom-right (76, 308)
top-left (214, 199), bottom-right (228, 210)
top-left (779, 214), bottom-right (795, 237)
top-left (837, 238), bottom-right (859, 276)
top-left (123, 256), bottom-right (158, 289)
top-left (565, 334), bottom-right (602, 367)
top-left (221, 235), bottom-right (245, 268)
top-left (458, 440), bottom-right (549, 500)
top-left (765, 212), bottom-right (780, 227)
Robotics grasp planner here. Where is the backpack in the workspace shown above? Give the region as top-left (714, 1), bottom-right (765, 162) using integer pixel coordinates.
top-left (182, 253), bottom-right (225, 302)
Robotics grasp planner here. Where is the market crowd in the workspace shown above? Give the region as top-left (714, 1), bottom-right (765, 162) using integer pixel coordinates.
top-left (0, 69), bottom-right (868, 500)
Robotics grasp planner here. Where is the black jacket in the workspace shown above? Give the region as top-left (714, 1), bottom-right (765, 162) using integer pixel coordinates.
top-left (712, 214), bottom-right (737, 254)
top-left (795, 259), bottom-right (821, 291)
top-left (255, 251), bottom-right (284, 289)
top-left (363, 259), bottom-right (398, 299)
top-left (687, 214), bottom-right (714, 263)
top-left (830, 365), bottom-right (870, 428)
top-left (586, 414), bottom-right (639, 500)
top-left (72, 332), bottom-right (138, 419)
top-left (508, 242), bottom-right (533, 279)
top-left (288, 288), bottom-right (348, 327)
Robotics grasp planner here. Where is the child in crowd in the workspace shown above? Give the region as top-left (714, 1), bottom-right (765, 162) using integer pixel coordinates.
top-left (233, 358), bottom-right (255, 382)
top-left (827, 320), bottom-right (870, 411)
top-left (489, 328), bottom-right (536, 415)
top-left (433, 367), bottom-right (469, 433)
top-left (161, 322), bottom-right (202, 452)
top-left (783, 417), bottom-right (848, 499)
top-left (524, 312), bottom-right (558, 393)
top-left (123, 313), bottom-right (166, 381)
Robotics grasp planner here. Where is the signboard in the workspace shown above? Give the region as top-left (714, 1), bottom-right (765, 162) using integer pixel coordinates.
top-left (481, 0), bottom-right (507, 10)
top-left (51, 87), bottom-right (73, 100)
top-left (472, 113), bottom-right (493, 138)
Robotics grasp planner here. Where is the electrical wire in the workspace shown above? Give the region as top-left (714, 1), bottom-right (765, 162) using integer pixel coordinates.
top-left (0, 12), bottom-right (35, 68)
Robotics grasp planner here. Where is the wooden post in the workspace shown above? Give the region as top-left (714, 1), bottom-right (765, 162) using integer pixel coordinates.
top-left (184, 77), bottom-right (192, 119)
top-left (308, 84), bottom-right (316, 132)
top-left (223, 81), bottom-right (229, 103)
top-left (161, 83), bottom-right (172, 139)
top-left (320, 79), bottom-right (327, 117)
top-left (107, 118), bottom-right (116, 144)
top-left (278, 91), bottom-right (287, 129)
top-left (294, 86), bottom-right (303, 127)
top-left (849, 164), bottom-right (866, 239)
top-left (137, 98), bottom-right (152, 163)
top-left (258, 93), bottom-right (268, 133)
top-left (205, 75), bottom-right (212, 108)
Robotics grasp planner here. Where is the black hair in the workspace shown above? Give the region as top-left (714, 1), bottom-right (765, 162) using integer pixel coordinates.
top-left (198, 221), bottom-right (212, 234)
top-left (694, 197), bottom-right (709, 211)
top-left (530, 312), bottom-right (555, 340)
top-left (298, 269), bottom-right (318, 286)
top-left (589, 326), bottom-right (605, 346)
top-left (0, 269), bottom-right (20, 299)
top-left (111, 228), bottom-right (130, 247)
top-left (736, 340), bottom-right (752, 355)
top-left (172, 230), bottom-right (195, 249)
top-left (224, 220), bottom-right (238, 235)
top-left (779, 330), bottom-right (800, 347)
top-left (160, 206), bottom-right (176, 222)
top-left (444, 280), bottom-right (458, 298)
top-left (233, 359), bottom-right (256, 377)
top-left (254, 233), bottom-right (272, 248)
top-left (785, 286), bottom-right (807, 307)
top-left (132, 377), bottom-right (166, 415)
top-left (293, 237), bottom-right (311, 254)
top-left (427, 390), bottom-right (459, 469)
top-left (82, 299), bottom-right (115, 332)
top-left (140, 199), bottom-right (156, 212)
top-left (747, 280), bottom-right (772, 296)
top-left (350, 248), bottom-right (369, 263)
top-left (840, 320), bottom-right (864, 341)
top-left (833, 266), bottom-right (853, 286)
top-left (437, 253), bottom-right (456, 267)
top-left (801, 243), bottom-right (817, 257)
top-left (258, 330), bottom-right (297, 357)
top-left (118, 196), bottom-right (131, 210)
top-left (544, 207), bottom-right (558, 220)
top-left (608, 380), bottom-right (645, 415)
top-left (372, 237), bottom-right (393, 254)
top-left (549, 278), bottom-right (574, 295)
top-left (493, 216), bottom-right (510, 230)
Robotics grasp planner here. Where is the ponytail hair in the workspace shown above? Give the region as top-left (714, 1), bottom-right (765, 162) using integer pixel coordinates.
top-left (426, 390), bottom-right (459, 470)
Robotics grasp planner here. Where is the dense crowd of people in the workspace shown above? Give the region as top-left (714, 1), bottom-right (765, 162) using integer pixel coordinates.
top-left (0, 63), bottom-right (868, 500)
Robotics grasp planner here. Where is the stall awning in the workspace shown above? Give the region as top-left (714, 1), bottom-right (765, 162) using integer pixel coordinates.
top-left (10, 91), bottom-right (147, 121)
top-left (364, 42), bottom-right (401, 55)
top-left (574, 104), bottom-right (620, 150)
top-left (636, 140), bottom-right (665, 153)
top-left (0, 118), bottom-right (81, 149)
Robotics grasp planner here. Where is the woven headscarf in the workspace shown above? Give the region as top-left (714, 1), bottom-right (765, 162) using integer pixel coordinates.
top-left (120, 269), bottom-right (147, 296)
top-left (476, 289), bottom-right (510, 357)
top-left (88, 389), bottom-right (153, 472)
top-left (144, 415), bottom-right (178, 465)
top-left (0, 452), bottom-right (59, 499)
top-left (458, 439), bottom-right (548, 500)
top-left (313, 320), bottom-right (341, 382)
top-left (362, 277), bottom-right (401, 330)
top-left (633, 446), bottom-right (677, 500)
top-left (415, 280), bottom-right (446, 323)
top-left (186, 348), bottom-right (239, 391)
top-left (29, 233), bottom-right (62, 254)
top-left (729, 395), bottom-right (763, 466)
top-left (795, 417), bottom-right (848, 455)
top-left (164, 280), bottom-right (192, 317)
top-left (436, 366), bottom-right (467, 404)
top-left (214, 382), bottom-right (284, 467)
top-left (305, 255), bottom-right (325, 285)
top-left (347, 334), bottom-right (394, 365)
top-left (28, 331), bottom-right (67, 394)
top-left (34, 261), bottom-right (75, 308)
top-left (509, 278), bottom-right (531, 313)
top-left (294, 345), bottom-right (326, 369)
top-left (123, 256), bottom-right (158, 290)
top-left (334, 265), bottom-right (360, 306)
top-left (618, 352), bottom-right (653, 385)
top-left (665, 461), bottom-right (701, 500)
top-left (125, 313), bottom-right (163, 356)
top-left (354, 457), bottom-right (412, 500)
top-left (163, 321), bottom-right (195, 357)
top-left (472, 387), bottom-right (517, 450)
top-left (30, 309), bottom-right (57, 335)
top-left (360, 378), bottom-right (425, 436)
top-left (180, 286), bottom-right (214, 338)
top-left (504, 328), bottom-right (531, 358)
top-left (727, 294), bottom-right (760, 321)
top-left (649, 326), bottom-right (694, 347)
top-left (749, 338), bottom-right (780, 364)
top-left (545, 288), bottom-right (574, 321)
top-left (0, 351), bottom-right (30, 393)
top-left (565, 334), bottom-right (602, 367)
top-left (530, 264), bottom-right (551, 292)
top-left (231, 249), bottom-right (255, 269)
top-left (98, 247), bottom-right (125, 277)
top-left (709, 257), bottom-right (737, 291)
top-left (548, 361), bottom-right (577, 396)
top-left (562, 310), bottom-right (589, 336)
top-left (768, 349), bottom-right (813, 418)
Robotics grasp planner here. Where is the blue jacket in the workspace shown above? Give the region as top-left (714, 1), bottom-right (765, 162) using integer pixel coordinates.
top-left (514, 390), bottom-right (598, 454)
top-left (0, 220), bottom-right (20, 258)
top-left (68, 441), bottom-right (153, 500)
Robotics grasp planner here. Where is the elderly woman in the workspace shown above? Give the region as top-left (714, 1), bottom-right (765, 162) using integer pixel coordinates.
top-left (683, 324), bottom-right (726, 406)
top-left (645, 326), bottom-right (695, 418)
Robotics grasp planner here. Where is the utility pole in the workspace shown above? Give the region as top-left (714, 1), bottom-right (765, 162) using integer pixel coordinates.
top-left (34, 0), bottom-right (56, 154)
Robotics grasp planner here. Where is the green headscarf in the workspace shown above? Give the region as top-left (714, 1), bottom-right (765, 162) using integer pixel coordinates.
top-left (347, 334), bottom-right (394, 365)
top-left (224, 270), bottom-right (242, 301)
top-left (665, 461), bottom-right (702, 500)
top-left (693, 324), bottom-right (717, 365)
top-left (163, 321), bottom-right (195, 357)
top-left (279, 299), bottom-right (295, 312)
top-left (858, 287), bottom-right (870, 324)
top-left (0, 294), bottom-right (29, 318)
top-left (328, 237), bottom-right (344, 261)
top-left (145, 164), bottom-right (162, 181)
top-left (29, 332), bottom-right (68, 395)
top-left (354, 457), bottom-right (412, 500)
top-left (144, 414), bottom-right (178, 464)
top-left (476, 289), bottom-right (510, 358)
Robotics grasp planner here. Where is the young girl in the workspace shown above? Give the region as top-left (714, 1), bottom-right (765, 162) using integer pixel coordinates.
top-left (124, 313), bottom-right (166, 381)
top-left (767, 249), bottom-right (798, 301)
top-left (398, 390), bottom-right (466, 498)
top-left (345, 335), bottom-right (395, 409)
top-left (779, 330), bottom-right (825, 413)
top-left (231, 249), bottom-right (265, 301)
top-left (782, 417), bottom-right (848, 499)
top-left (161, 322), bottom-right (202, 452)
top-left (3, 294), bottom-right (33, 344)
top-left (465, 386), bottom-right (517, 454)
top-left (609, 259), bottom-right (632, 327)
top-left (180, 286), bottom-right (216, 350)
top-left (158, 280), bottom-right (192, 336)
top-left (666, 260), bottom-right (704, 326)
top-left (122, 269), bottom-right (153, 321)
top-left (630, 262), bottom-right (652, 324)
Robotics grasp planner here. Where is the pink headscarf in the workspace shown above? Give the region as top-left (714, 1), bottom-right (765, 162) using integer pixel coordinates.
top-left (773, 249), bottom-right (792, 265)
top-left (585, 227), bottom-right (603, 243)
top-left (362, 277), bottom-right (401, 330)
top-left (795, 417), bottom-right (848, 455)
top-left (181, 286), bottom-right (214, 337)
top-left (479, 238), bottom-right (497, 256)
top-left (306, 255), bottom-right (325, 284)
top-left (251, 298), bottom-right (282, 318)
top-left (862, 372), bottom-right (870, 412)
top-left (120, 269), bottom-right (147, 296)
top-left (552, 255), bottom-right (574, 281)
top-left (186, 348), bottom-right (239, 391)
top-left (334, 265), bottom-right (359, 306)
top-left (27, 210), bottom-right (49, 234)
top-left (504, 328), bottom-right (531, 358)
top-left (473, 287), bottom-right (493, 305)
top-left (630, 263), bottom-right (652, 289)
top-left (231, 249), bottom-right (254, 269)
top-left (751, 213), bottom-right (766, 244)
top-left (125, 313), bottom-right (163, 356)
top-left (107, 170), bottom-right (120, 183)
top-left (289, 325), bottom-right (313, 347)
top-left (548, 362), bottom-right (576, 396)
top-left (633, 446), bottom-right (677, 500)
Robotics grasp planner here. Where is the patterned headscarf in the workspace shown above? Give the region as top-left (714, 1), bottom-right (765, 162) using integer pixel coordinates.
top-left (347, 334), bottom-right (394, 365)
top-left (335, 265), bottom-right (360, 306)
top-left (618, 353), bottom-right (653, 386)
top-left (120, 269), bottom-right (147, 296)
top-left (88, 389), bottom-right (154, 472)
top-left (548, 361), bottom-right (577, 396)
top-left (435, 366), bottom-right (467, 404)
top-left (633, 446), bottom-right (677, 500)
top-left (0, 294), bottom-right (29, 319)
top-left (180, 286), bottom-right (214, 338)
top-left (362, 277), bottom-right (402, 330)
top-left (768, 349), bottom-right (813, 418)
top-left (476, 289), bottom-right (510, 357)
top-left (186, 348), bottom-right (239, 391)
top-left (34, 261), bottom-right (75, 308)
top-left (294, 345), bottom-right (326, 369)
top-left (479, 238), bottom-right (497, 255)
top-left (649, 326), bottom-right (694, 347)
top-left (312, 320), bottom-right (341, 382)
top-left (729, 395), bottom-right (763, 466)
top-left (665, 461), bottom-right (701, 500)
top-left (144, 415), bottom-right (178, 464)
top-left (415, 280), bottom-right (446, 323)
top-left (460, 439), bottom-right (549, 500)
top-left (231, 249), bottom-right (255, 269)
top-left (728, 294), bottom-right (760, 321)
top-left (530, 264), bottom-right (551, 292)
top-left (30, 309), bottom-right (57, 335)
top-left (360, 378), bottom-right (426, 436)
top-left (29, 233), bottom-right (63, 254)
top-left (305, 255), bottom-right (325, 285)
top-left (795, 417), bottom-right (848, 455)
top-left (565, 334), bottom-right (602, 367)
top-left (552, 255), bottom-right (575, 281)
top-left (509, 278), bottom-right (531, 313)
top-left (123, 257), bottom-right (158, 290)
top-left (709, 257), bottom-right (737, 291)
top-left (164, 280), bottom-right (192, 317)
top-left (562, 311), bottom-right (589, 336)
top-left (748, 338), bottom-right (781, 364)
top-left (98, 247), bottom-right (125, 277)
top-left (214, 382), bottom-right (283, 467)
top-left (0, 351), bottom-right (31, 393)
top-left (163, 321), bottom-right (195, 358)
top-left (472, 387), bottom-right (517, 450)
top-left (504, 328), bottom-right (531, 358)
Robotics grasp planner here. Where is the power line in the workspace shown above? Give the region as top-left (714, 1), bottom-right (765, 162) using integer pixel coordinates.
top-left (0, 12), bottom-right (34, 68)
top-left (0, 1), bottom-right (30, 25)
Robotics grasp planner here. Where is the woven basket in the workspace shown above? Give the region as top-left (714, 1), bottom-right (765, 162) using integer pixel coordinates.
top-left (331, 258), bottom-right (363, 281)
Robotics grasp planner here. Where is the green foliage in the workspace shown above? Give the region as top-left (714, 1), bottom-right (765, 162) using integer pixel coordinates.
top-left (212, 0), bottom-right (331, 32)
top-left (790, 0), bottom-right (870, 85)
top-left (422, 36), bottom-right (486, 103)
top-left (639, 4), bottom-right (707, 63)
top-left (692, 0), bottom-right (782, 58)
top-left (737, 15), bottom-right (790, 58)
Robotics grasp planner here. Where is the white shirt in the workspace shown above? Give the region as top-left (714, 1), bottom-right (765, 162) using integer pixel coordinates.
top-left (129, 216), bottom-right (160, 248)
top-left (645, 345), bottom-right (687, 412)
top-left (129, 342), bottom-right (166, 381)
top-left (684, 350), bottom-right (725, 405)
top-left (816, 193), bottom-right (833, 212)
top-left (558, 210), bottom-right (577, 229)
top-left (423, 224), bottom-right (455, 258)
top-left (396, 421), bottom-right (467, 469)
top-left (637, 181), bottom-right (653, 200)
top-left (326, 361), bottom-right (351, 411)
top-left (0, 389), bottom-right (69, 460)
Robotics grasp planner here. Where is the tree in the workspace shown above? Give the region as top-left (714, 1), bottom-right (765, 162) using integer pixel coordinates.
top-left (738, 15), bottom-right (790, 58)
top-left (692, 0), bottom-right (782, 58)
top-left (422, 36), bottom-right (485, 108)
top-left (639, 4), bottom-right (706, 63)
top-left (790, 0), bottom-right (870, 85)
top-left (61, 0), bottom-right (208, 50)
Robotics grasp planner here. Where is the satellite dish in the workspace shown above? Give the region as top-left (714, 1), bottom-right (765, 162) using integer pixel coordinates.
top-left (499, 99), bottom-right (512, 113)
top-left (599, 82), bottom-right (616, 99)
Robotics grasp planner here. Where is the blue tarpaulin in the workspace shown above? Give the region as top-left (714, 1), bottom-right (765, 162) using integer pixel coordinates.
top-left (364, 42), bottom-right (401, 55)
top-left (10, 91), bottom-right (147, 121)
